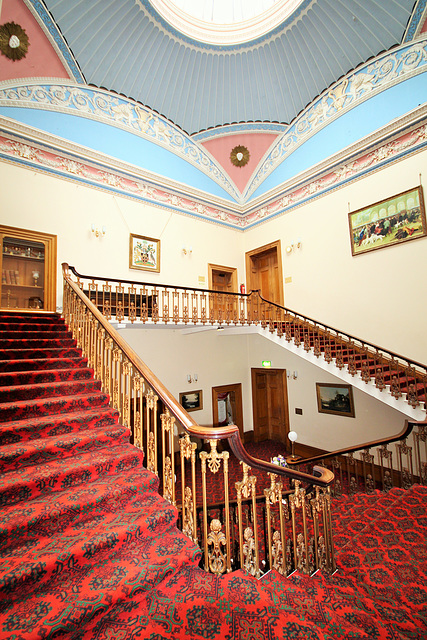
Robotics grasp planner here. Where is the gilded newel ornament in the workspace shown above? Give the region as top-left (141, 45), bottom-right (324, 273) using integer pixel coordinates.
top-left (0, 23), bottom-right (29, 61)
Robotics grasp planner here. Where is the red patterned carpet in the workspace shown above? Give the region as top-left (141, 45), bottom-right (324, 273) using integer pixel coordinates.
top-left (0, 311), bottom-right (426, 640)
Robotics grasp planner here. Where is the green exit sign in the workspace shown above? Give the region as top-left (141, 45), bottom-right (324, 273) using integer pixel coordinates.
top-left (262, 360), bottom-right (271, 368)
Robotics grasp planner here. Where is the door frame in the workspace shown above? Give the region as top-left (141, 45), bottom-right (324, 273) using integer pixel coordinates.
top-left (251, 367), bottom-right (290, 445)
top-left (208, 264), bottom-right (238, 292)
top-left (212, 382), bottom-right (244, 439)
top-left (245, 240), bottom-right (284, 305)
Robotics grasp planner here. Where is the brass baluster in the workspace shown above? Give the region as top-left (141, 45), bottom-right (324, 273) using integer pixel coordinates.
top-left (236, 463), bottom-right (259, 578)
top-left (179, 433), bottom-right (198, 543)
top-left (413, 424), bottom-right (427, 485)
top-left (265, 473), bottom-right (287, 575)
top-left (396, 439), bottom-right (413, 489)
top-left (378, 445), bottom-right (393, 491)
top-left (145, 388), bottom-right (158, 475)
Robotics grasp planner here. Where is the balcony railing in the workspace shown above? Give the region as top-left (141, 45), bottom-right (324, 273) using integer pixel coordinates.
top-left (66, 265), bottom-right (427, 413)
top-left (62, 263), bottom-right (337, 578)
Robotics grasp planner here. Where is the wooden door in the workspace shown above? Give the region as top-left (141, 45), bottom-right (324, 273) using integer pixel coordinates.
top-left (208, 264), bottom-right (238, 322)
top-left (245, 241), bottom-right (283, 304)
top-left (212, 383), bottom-right (244, 439)
top-left (251, 368), bottom-right (289, 444)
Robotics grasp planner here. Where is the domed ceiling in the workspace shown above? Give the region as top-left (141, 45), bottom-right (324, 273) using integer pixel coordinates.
top-left (39, 0), bottom-right (417, 135)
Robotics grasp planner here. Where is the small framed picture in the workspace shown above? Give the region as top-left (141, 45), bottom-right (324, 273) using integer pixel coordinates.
top-left (179, 390), bottom-right (203, 412)
top-left (129, 233), bottom-right (160, 272)
top-left (316, 383), bottom-right (355, 418)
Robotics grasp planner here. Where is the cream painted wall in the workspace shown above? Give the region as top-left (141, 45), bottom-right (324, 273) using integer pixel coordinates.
top-left (248, 333), bottom-right (409, 451)
top-left (244, 150), bottom-right (427, 363)
top-left (0, 162), bottom-right (245, 307)
top-left (118, 325), bottom-right (409, 452)
top-left (119, 326), bottom-right (254, 431)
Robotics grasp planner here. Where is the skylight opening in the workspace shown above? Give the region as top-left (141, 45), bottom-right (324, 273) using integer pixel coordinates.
top-left (149, 0), bottom-right (303, 44)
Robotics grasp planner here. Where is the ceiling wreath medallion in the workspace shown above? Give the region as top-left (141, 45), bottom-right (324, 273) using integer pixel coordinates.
top-left (0, 22), bottom-right (29, 61)
top-left (230, 145), bottom-right (250, 168)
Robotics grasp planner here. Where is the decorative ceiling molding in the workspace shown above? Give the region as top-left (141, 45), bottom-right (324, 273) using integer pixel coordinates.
top-left (1, 111), bottom-right (425, 231)
top-left (1, 37), bottom-right (425, 205)
top-left (403, 0), bottom-right (427, 41)
top-left (245, 37), bottom-right (427, 199)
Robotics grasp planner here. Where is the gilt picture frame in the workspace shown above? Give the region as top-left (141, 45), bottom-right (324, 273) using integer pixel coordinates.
top-left (316, 383), bottom-right (355, 418)
top-left (179, 390), bottom-right (203, 412)
top-left (129, 234), bottom-right (160, 272)
top-left (348, 186), bottom-right (426, 256)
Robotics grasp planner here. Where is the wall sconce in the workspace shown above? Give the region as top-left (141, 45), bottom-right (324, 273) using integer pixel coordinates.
top-left (287, 370), bottom-right (298, 380)
top-left (286, 239), bottom-right (302, 254)
top-left (91, 224), bottom-right (106, 237)
top-left (187, 373), bottom-right (198, 383)
top-left (182, 245), bottom-right (192, 256)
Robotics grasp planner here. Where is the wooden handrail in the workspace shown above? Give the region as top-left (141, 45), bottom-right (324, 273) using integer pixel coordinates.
top-left (62, 262), bottom-right (333, 488)
top-left (67, 264), bottom-right (427, 373)
top-left (287, 418), bottom-right (423, 466)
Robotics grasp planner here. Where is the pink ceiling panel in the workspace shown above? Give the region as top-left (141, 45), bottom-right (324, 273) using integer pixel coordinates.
top-left (202, 132), bottom-right (279, 193)
top-left (0, 0), bottom-right (70, 82)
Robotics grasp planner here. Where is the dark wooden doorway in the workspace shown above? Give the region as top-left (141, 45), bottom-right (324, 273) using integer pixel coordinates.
top-left (251, 368), bottom-right (289, 445)
top-left (245, 241), bottom-right (283, 304)
top-left (208, 264), bottom-right (238, 321)
top-left (212, 383), bottom-right (244, 439)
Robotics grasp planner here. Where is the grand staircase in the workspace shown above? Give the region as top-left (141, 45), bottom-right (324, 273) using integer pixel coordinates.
top-left (0, 310), bottom-right (426, 639)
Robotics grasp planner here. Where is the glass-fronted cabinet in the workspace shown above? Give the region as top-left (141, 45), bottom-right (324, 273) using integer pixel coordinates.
top-left (0, 226), bottom-right (57, 312)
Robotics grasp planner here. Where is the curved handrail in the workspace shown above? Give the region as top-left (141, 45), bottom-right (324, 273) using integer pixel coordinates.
top-left (62, 263), bottom-right (333, 488)
top-left (286, 418), bottom-right (422, 466)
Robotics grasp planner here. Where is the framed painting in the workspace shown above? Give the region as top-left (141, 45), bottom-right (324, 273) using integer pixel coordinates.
top-left (129, 234), bottom-right (160, 272)
top-left (316, 383), bottom-right (355, 418)
top-left (179, 390), bottom-right (203, 412)
top-left (348, 186), bottom-right (426, 256)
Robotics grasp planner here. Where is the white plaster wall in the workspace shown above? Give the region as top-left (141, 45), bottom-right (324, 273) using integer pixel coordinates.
top-left (244, 149), bottom-right (427, 363)
top-left (0, 162), bottom-right (245, 307)
top-left (117, 325), bottom-right (409, 451)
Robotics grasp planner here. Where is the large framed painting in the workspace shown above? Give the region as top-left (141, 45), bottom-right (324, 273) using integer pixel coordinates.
top-left (348, 186), bottom-right (426, 256)
top-left (316, 383), bottom-right (355, 418)
top-left (129, 234), bottom-right (160, 272)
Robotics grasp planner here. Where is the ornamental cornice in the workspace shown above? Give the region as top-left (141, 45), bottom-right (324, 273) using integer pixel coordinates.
top-left (1, 112), bottom-right (425, 231)
top-left (245, 38), bottom-right (427, 199)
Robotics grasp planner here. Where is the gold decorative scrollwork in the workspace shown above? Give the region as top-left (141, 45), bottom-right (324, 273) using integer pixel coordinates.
top-left (207, 519), bottom-right (227, 575)
top-left (163, 456), bottom-right (173, 502)
top-left (147, 431), bottom-right (156, 473)
top-left (183, 486), bottom-right (194, 539)
top-left (242, 527), bottom-right (256, 575)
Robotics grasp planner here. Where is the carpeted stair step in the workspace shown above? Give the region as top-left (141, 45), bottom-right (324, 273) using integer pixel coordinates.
top-left (0, 390), bottom-right (110, 422)
top-left (0, 323), bottom-right (69, 333)
top-left (0, 443), bottom-right (142, 507)
top-left (0, 367), bottom-right (94, 388)
top-left (0, 422), bottom-right (130, 472)
top-left (0, 338), bottom-right (76, 350)
top-left (0, 378), bottom-right (102, 403)
top-left (0, 347), bottom-right (82, 361)
top-left (0, 480), bottom-right (182, 601)
top-left (1, 526), bottom-right (202, 640)
top-left (0, 462), bottom-right (160, 544)
top-left (0, 313), bottom-right (63, 324)
top-left (0, 406), bottom-right (120, 445)
top-left (0, 356), bottom-right (88, 373)
top-left (0, 330), bottom-right (72, 340)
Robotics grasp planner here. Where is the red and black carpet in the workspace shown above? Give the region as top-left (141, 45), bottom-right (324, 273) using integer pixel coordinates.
top-left (0, 310), bottom-right (426, 639)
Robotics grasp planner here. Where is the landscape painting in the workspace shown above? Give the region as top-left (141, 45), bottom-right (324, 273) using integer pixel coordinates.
top-left (348, 186), bottom-right (426, 256)
top-left (316, 383), bottom-right (355, 418)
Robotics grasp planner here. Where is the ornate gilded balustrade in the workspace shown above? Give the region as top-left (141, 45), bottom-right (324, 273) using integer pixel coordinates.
top-left (287, 420), bottom-right (426, 496)
top-left (65, 265), bottom-right (427, 413)
top-left (62, 263), bottom-right (336, 578)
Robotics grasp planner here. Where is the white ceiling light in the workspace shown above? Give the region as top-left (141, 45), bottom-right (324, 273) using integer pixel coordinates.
top-left (149, 0), bottom-right (304, 44)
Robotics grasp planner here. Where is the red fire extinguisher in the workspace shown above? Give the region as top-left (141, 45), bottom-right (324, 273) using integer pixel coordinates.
top-left (240, 284), bottom-right (246, 294)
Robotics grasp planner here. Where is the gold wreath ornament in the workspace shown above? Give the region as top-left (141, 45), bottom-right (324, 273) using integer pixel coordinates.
top-left (0, 22), bottom-right (29, 61)
top-left (230, 145), bottom-right (250, 168)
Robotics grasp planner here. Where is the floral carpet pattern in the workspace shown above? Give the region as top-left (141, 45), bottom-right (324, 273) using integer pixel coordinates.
top-left (0, 311), bottom-right (426, 639)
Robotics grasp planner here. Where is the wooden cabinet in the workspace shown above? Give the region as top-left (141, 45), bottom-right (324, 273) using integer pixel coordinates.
top-left (0, 226), bottom-right (57, 311)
